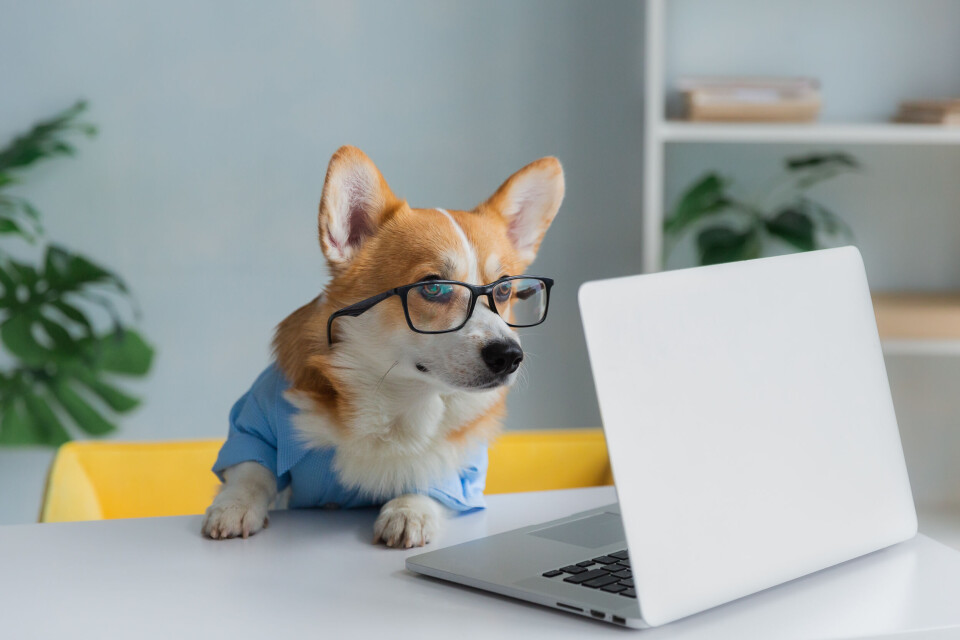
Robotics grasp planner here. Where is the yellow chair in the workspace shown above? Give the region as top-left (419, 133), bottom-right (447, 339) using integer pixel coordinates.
top-left (485, 429), bottom-right (613, 494)
top-left (40, 439), bottom-right (225, 523)
top-left (40, 430), bottom-right (613, 523)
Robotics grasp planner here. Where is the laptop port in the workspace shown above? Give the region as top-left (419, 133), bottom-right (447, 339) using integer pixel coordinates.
top-left (556, 603), bottom-right (583, 612)
top-left (612, 615), bottom-right (626, 625)
top-left (590, 610), bottom-right (605, 619)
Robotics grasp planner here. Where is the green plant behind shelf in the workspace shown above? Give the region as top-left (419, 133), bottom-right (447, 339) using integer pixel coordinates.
top-left (0, 101), bottom-right (154, 446)
top-left (663, 152), bottom-right (859, 266)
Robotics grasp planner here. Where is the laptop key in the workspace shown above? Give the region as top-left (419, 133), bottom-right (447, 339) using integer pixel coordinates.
top-left (601, 583), bottom-right (627, 593)
top-left (620, 588), bottom-right (637, 598)
top-left (560, 565), bottom-right (586, 574)
top-left (610, 550), bottom-right (629, 560)
top-left (592, 555), bottom-right (620, 564)
top-left (576, 561), bottom-right (596, 567)
top-left (582, 574), bottom-right (620, 589)
top-left (619, 578), bottom-right (634, 588)
top-left (563, 569), bottom-right (609, 584)
top-left (612, 569), bottom-right (632, 579)
top-left (598, 564), bottom-right (620, 572)
top-left (542, 570), bottom-right (564, 578)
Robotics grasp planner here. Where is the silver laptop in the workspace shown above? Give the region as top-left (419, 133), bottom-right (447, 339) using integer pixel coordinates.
top-left (406, 247), bottom-right (917, 628)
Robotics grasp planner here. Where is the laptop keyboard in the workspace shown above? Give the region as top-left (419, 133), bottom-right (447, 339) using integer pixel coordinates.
top-left (541, 549), bottom-right (635, 598)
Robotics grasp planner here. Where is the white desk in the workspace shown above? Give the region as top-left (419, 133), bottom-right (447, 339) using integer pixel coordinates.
top-left (2, 486), bottom-right (960, 640)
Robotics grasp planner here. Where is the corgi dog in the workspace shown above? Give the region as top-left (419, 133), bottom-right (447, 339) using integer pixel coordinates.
top-left (202, 146), bottom-right (564, 547)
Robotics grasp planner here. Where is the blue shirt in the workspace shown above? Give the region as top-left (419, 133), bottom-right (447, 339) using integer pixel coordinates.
top-left (212, 364), bottom-right (488, 512)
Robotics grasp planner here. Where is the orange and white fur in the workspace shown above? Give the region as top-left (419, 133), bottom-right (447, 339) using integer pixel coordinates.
top-left (202, 146), bottom-right (563, 547)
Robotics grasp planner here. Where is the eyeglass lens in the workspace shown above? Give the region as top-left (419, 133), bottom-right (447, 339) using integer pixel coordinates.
top-left (406, 282), bottom-right (473, 332)
top-left (492, 278), bottom-right (547, 327)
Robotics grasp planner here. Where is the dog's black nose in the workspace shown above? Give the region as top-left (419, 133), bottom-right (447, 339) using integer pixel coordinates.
top-left (481, 340), bottom-right (524, 375)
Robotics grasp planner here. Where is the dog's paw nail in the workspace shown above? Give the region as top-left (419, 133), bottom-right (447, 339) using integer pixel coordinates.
top-left (373, 496), bottom-right (440, 549)
top-left (203, 500), bottom-right (267, 540)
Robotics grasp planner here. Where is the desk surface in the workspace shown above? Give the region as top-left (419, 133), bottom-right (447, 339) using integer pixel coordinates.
top-left (3, 486), bottom-right (960, 640)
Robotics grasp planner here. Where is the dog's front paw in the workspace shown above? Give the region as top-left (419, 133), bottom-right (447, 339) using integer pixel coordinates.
top-left (202, 497), bottom-right (269, 540)
top-left (373, 494), bottom-right (443, 548)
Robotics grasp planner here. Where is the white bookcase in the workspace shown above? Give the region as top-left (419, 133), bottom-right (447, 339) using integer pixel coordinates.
top-left (642, 0), bottom-right (960, 355)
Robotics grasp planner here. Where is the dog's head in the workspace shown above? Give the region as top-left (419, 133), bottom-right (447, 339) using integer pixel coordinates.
top-left (319, 146), bottom-right (563, 392)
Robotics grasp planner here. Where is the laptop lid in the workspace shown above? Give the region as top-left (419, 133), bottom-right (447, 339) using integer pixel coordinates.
top-left (578, 247), bottom-right (917, 626)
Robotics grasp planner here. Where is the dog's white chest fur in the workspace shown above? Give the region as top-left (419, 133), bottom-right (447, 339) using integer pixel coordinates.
top-left (285, 385), bottom-right (499, 499)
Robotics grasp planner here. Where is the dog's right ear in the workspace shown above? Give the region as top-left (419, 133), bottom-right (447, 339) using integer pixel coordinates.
top-left (318, 146), bottom-right (398, 270)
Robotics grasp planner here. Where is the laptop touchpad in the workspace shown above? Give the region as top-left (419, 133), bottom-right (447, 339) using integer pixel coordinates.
top-left (528, 512), bottom-right (624, 549)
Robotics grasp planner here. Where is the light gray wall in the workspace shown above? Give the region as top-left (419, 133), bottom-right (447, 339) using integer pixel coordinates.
top-left (0, 0), bottom-right (644, 453)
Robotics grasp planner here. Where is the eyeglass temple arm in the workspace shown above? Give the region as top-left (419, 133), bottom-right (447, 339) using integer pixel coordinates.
top-left (326, 290), bottom-right (396, 345)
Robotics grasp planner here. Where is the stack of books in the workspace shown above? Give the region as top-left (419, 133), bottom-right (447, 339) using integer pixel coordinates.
top-left (893, 99), bottom-right (960, 125)
top-left (677, 77), bottom-right (821, 123)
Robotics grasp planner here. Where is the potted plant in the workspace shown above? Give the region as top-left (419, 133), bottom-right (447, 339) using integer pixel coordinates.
top-left (0, 101), bottom-right (154, 446)
top-left (663, 152), bottom-right (859, 266)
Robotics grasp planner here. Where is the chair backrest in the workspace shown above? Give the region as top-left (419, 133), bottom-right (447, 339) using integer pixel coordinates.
top-left (40, 440), bottom-right (223, 522)
top-left (40, 430), bottom-right (612, 522)
top-left (485, 428), bottom-right (613, 494)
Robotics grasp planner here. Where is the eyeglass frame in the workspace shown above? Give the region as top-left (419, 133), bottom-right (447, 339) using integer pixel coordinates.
top-left (326, 275), bottom-right (555, 345)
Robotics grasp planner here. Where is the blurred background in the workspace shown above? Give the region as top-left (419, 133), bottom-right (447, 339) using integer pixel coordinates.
top-left (2, 0), bottom-right (959, 530)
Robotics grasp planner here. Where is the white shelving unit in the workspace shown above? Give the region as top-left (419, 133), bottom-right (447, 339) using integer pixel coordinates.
top-left (642, 0), bottom-right (960, 356)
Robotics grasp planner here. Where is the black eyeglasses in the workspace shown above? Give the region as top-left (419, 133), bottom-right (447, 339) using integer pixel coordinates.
top-left (326, 275), bottom-right (554, 344)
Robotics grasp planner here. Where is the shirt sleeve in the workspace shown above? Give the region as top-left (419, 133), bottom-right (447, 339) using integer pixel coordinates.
top-left (212, 385), bottom-right (290, 491)
top-left (424, 446), bottom-right (488, 513)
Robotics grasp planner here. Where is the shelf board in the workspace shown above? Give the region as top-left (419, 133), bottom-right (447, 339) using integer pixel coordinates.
top-left (874, 293), bottom-right (960, 346)
top-left (659, 121), bottom-right (960, 145)
top-left (882, 340), bottom-right (960, 357)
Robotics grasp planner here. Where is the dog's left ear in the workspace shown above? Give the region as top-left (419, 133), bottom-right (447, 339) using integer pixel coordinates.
top-left (480, 157), bottom-right (565, 267)
top-left (318, 146), bottom-right (399, 271)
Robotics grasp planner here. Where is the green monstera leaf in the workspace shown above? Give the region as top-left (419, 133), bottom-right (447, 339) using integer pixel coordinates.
top-left (664, 173), bottom-right (730, 235)
top-left (0, 102), bottom-right (153, 446)
top-left (696, 225), bottom-right (762, 265)
top-left (765, 208), bottom-right (816, 252)
top-left (0, 248), bottom-right (154, 443)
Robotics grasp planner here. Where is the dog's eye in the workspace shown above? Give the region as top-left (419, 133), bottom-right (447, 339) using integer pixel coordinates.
top-left (419, 282), bottom-right (454, 302)
top-left (494, 281), bottom-right (512, 303)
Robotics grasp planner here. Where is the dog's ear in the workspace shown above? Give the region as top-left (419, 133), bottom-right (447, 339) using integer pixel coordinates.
top-left (480, 157), bottom-right (564, 267)
top-left (318, 146), bottom-right (398, 269)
